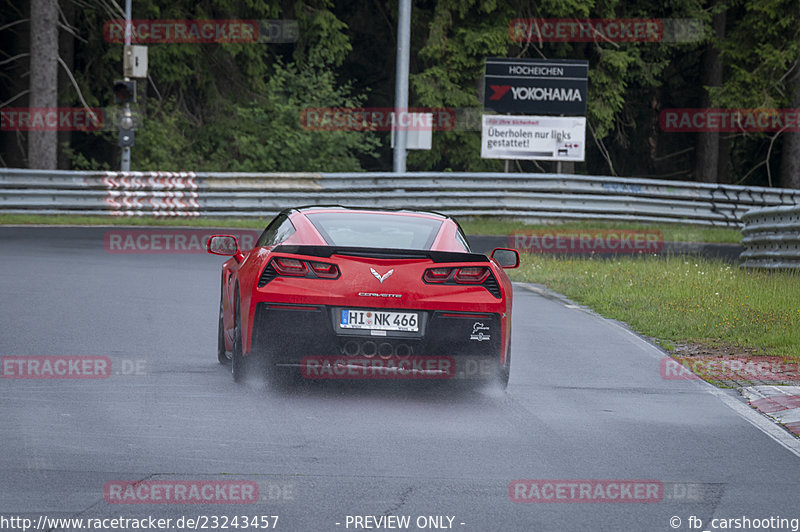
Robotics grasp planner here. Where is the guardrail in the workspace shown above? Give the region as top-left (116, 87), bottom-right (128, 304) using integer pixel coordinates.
top-left (2, 168), bottom-right (799, 226)
top-left (739, 205), bottom-right (800, 269)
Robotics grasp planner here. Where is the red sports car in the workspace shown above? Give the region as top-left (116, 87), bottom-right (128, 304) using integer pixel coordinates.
top-left (207, 206), bottom-right (519, 387)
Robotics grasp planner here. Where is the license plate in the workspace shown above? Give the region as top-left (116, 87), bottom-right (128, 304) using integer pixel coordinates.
top-left (340, 309), bottom-right (419, 332)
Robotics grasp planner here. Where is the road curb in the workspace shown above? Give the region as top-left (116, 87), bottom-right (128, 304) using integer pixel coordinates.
top-left (741, 386), bottom-right (800, 437)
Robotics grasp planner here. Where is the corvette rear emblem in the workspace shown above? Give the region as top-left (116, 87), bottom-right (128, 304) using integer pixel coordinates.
top-left (370, 268), bottom-right (394, 284)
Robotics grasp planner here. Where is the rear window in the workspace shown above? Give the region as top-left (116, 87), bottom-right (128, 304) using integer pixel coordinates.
top-left (306, 212), bottom-right (443, 249)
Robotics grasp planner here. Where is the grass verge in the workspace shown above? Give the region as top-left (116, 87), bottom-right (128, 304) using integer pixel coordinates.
top-left (510, 254), bottom-right (800, 358)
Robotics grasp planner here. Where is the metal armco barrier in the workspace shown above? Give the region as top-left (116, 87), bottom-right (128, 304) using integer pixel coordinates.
top-left (2, 168), bottom-right (799, 226)
top-left (739, 205), bottom-right (800, 269)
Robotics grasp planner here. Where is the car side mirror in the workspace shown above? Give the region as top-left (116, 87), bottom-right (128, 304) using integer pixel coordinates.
top-left (490, 248), bottom-right (520, 269)
top-left (207, 235), bottom-right (243, 262)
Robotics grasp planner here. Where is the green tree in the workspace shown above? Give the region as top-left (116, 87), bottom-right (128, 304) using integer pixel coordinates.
top-left (53, 0), bottom-right (378, 171)
top-left (708, 0), bottom-right (800, 188)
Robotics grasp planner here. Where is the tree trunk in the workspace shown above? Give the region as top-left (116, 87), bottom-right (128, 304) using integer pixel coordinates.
top-left (779, 64), bottom-right (800, 189)
top-left (57, 0), bottom-right (76, 170)
top-left (695, 9), bottom-right (726, 183)
top-left (28, 0), bottom-right (59, 169)
top-left (717, 135), bottom-right (731, 184)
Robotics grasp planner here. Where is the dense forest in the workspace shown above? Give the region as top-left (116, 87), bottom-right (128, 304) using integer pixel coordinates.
top-left (1, 0), bottom-right (799, 188)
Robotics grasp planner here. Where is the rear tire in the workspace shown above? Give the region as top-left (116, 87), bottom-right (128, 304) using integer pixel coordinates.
top-left (231, 293), bottom-right (245, 382)
top-left (217, 295), bottom-right (229, 364)
top-left (496, 340), bottom-right (511, 390)
top-left (231, 292), bottom-right (268, 384)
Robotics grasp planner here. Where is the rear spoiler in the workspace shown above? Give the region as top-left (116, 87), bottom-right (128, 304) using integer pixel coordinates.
top-left (272, 245), bottom-right (490, 263)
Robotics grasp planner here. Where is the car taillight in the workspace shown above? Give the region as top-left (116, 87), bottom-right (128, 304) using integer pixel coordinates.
top-left (421, 265), bottom-right (499, 297)
top-left (453, 266), bottom-right (490, 284)
top-left (423, 267), bottom-right (452, 283)
top-left (272, 257), bottom-right (308, 276)
top-left (309, 261), bottom-right (339, 279)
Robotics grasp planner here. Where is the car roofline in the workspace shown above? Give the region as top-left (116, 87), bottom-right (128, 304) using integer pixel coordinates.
top-left (277, 205), bottom-right (471, 250)
top-left (287, 205), bottom-right (451, 220)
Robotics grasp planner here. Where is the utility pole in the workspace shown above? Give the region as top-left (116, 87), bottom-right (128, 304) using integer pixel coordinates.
top-left (392, 0), bottom-right (411, 173)
top-left (120, 0), bottom-right (133, 171)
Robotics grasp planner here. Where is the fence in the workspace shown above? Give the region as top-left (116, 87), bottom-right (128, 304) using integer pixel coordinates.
top-left (2, 168), bottom-right (799, 226)
top-left (739, 205), bottom-right (800, 269)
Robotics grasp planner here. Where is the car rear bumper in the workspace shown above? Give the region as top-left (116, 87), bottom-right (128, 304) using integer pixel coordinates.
top-left (250, 302), bottom-right (504, 379)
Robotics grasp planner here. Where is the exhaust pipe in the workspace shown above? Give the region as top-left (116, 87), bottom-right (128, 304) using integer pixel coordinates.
top-left (395, 344), bottom-right (412, 358)
top-left (378, 343), bottom-right (394, 359)
top-left (341, 340), bottom-right (414, 358)
top-left (361, 341), bottom-right (377, 357)
top-left (343, 341), bottom-right (360, 356)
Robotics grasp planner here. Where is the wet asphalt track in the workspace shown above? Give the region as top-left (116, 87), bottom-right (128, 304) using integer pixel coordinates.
top-left (1, 227), bottom-right (799, 532)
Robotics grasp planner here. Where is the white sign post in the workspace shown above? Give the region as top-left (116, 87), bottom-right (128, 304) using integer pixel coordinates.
top-left (481, 114), bottom-right (586, 161)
